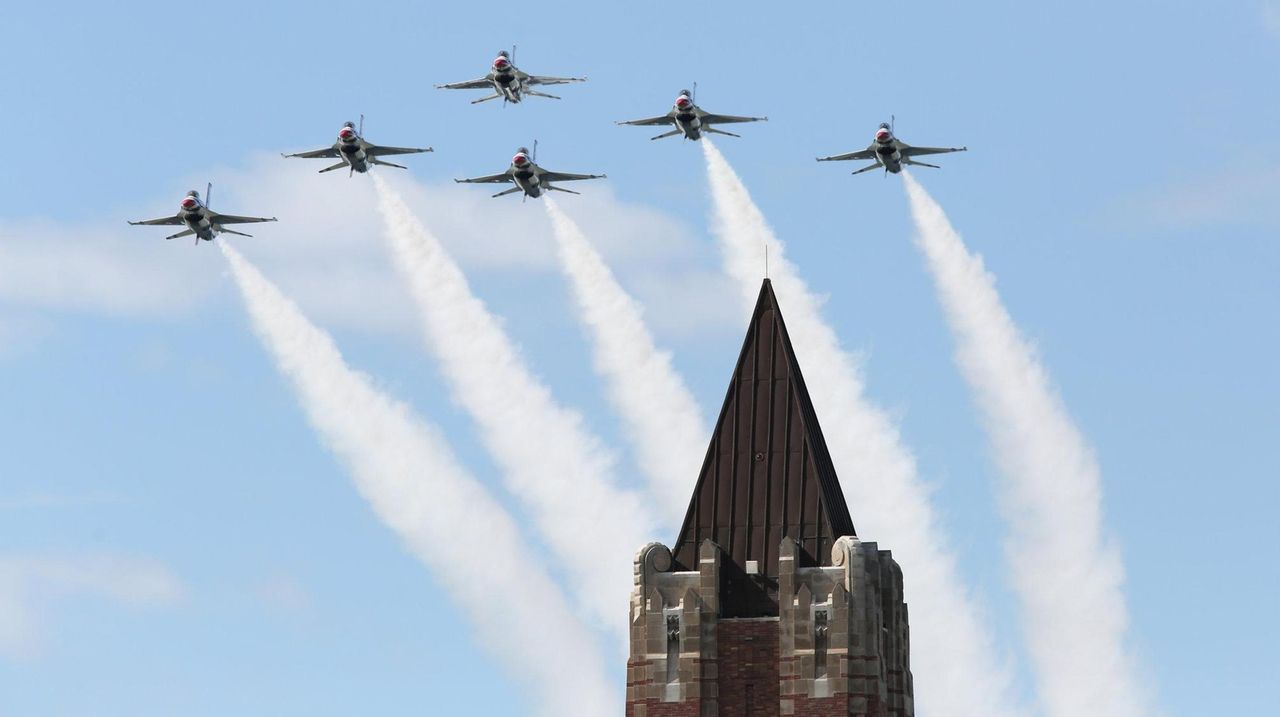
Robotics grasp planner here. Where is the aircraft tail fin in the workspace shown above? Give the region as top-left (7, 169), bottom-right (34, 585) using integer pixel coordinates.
top-left (165, 228), bottom-right (196, 241)
top-left (548, 185), bottom-right (580, 195)
top-left (206, 182), bottom-right (213, 210)
top-left (370, 158), bottom-right (408, 170)
top-left (851, 162), bottom-right (883, 176)
top-left (526, 90), bottom-right (562, 100)
top-left (217, 226), bottom-right (254, 238)
top-left (471, 93), bottom-right (503, 105)
top-left (705, 127), bottom-right (741, 138)
top-left (491, 186), bottom-right (524, 199)
top-left (650, 128), bottom-right (683, 141)
top-left (902, 158), bottom-right (941, 169)
top-left (318, 161), bottom-right (348, 174)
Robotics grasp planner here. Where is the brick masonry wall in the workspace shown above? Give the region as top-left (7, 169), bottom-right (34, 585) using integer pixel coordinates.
top-left (717, 620), bottom-right (780, 717)
top-left (627, 656), bottom-right (705, 717)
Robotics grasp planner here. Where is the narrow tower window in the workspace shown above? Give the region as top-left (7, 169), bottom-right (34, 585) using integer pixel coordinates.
top-left (814, 609), bottom-right (830, 679)
top-left (666, 614), bottom-right (681, 683)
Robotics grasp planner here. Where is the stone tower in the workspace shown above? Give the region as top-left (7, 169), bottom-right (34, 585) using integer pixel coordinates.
top-left (627, 280), bottom-right (913, 717)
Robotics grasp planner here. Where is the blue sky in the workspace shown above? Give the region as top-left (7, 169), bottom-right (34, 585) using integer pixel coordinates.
top-left (2, 1), bottom-right (1278, 715)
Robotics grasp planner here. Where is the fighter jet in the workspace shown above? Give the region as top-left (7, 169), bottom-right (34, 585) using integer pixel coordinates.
top-left (616, 85), bottom-right (767, 141)
top-left (817, 118), bottom-right (967, 175)
top-left (282, 115), bottom-right (432, 176)
top-left (128, 184), bottom-right (276, 244)
top-left (436, 47), bottom-right (585, 105)
top-left (455, 142), bottom-right (604, 199)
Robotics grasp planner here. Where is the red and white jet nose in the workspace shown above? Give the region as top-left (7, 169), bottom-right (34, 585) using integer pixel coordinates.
top-left (875, 128), bottom-right (892, 142)
top-left (339, 127), bottom-right (356, 140)
top-left (675, 96), bottom-right (692, 109)
top-left (493, 57), bottom-right (510, 70)
top-left (513, 153), bottom-right (528, 166)
top-left (181, 197), bottom-right (198, 210)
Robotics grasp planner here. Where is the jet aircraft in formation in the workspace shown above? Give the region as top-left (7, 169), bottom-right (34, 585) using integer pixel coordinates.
top-left (130, 48), bottom-right (971, 243)
top-left (436, 48), bottom-right (585, 105)
top-left (617, 85), bottom-right (766, 140)
top-left (455, 142), bottom-right (605, 199)
top-left (283, 116), bottom-right (432, 176)
top-left (817, 118), bottom-right (967, 175)
top-left (128, 184), bottom-right (276, 244)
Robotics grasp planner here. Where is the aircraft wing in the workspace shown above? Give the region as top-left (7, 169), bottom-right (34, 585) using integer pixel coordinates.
top-left (701, 113), bottom-right (768, 125)
top-left (367, 144), bottom-right (434, 157)
top-left (527, 74), bottom-right (586, 86)
top-left (283, 146), bottom-right (340, 159)
top-left (901, 144), bottom-right (967, 157)
top-left (455, 172), bottom-right (512, 184)
top-left (540, 170), bottom-right (605, 183)
top-left (211, 213), bottom-right (278, 225)
top-left (128, 214), bottom-right (184, 226)
top-left (816, 147), bottom-right (877, 162)
top-left (436, 77), bottom-right (492, 90)
top-left (616, 114), bottom-right (674, 127)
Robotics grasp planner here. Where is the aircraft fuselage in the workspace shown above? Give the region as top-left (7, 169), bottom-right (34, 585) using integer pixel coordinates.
top-left (512, 167), bottom-right (542, 197)
top-left (339, 137), bottom-right (371, 173)
top-left (875, 140), bottom-right (903, 174)
top-left (182, 208), bottom-right (217, 241)
top-left (491, 67), bottom-right (524, 103)
top-left (674, 111), bottom-right (703, 140)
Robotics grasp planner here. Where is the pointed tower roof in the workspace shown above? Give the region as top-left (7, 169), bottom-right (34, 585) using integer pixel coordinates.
top-left (672, 279), bottom-right (855, 617)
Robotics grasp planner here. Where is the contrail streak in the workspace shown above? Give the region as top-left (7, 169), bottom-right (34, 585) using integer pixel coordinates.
top-left (544, 198), bottom-right (706, 526)
top-left (218, 241), bottom-right (616, 717)
top-left (371, 176), bottom-right (654, 638)
top-left (903, 174), bottom-right (1149, 717)
top-left (701, 140), bottom-right (1022, 717)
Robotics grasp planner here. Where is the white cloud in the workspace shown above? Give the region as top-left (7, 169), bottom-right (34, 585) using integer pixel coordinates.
top-left (0, 552), bottom-right (185, 659)
top-left (1265, 2), bottom-right (1280, 36)
top-left (1120, 165), bottom-right (1280, 230)
top-left (253, 572), bottom-right (311, 614)
top-left (0, 218), bottom-right (215, 316)
top-left (0, 155), bottom-right (721, 345)
top-left (0, 490), bottom-right (118, 511)
top-left (374, 168), bottom-right (726, 341)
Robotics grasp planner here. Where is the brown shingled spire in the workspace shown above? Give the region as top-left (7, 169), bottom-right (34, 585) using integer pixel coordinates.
top-left (671, 279), bottom-right (855, 617)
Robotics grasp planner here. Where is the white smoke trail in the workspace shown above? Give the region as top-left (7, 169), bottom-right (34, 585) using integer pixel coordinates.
top-left (701, 140), bottom-right (1022, 717)
top-left (219, 241), bottom-right (617, 717)
top-left (903, 174), bottom-right (1149, 717)
top-left (544, 198), bottom-right (707, 526)
top-left (371, 176), bottom-right (654, 638)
